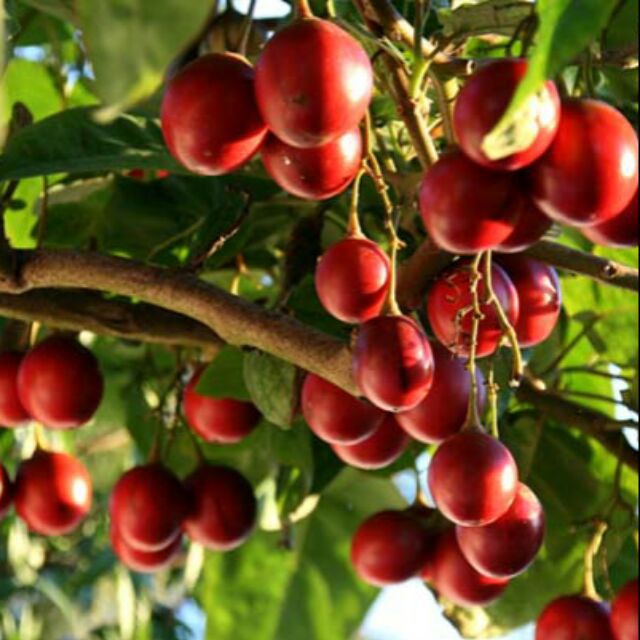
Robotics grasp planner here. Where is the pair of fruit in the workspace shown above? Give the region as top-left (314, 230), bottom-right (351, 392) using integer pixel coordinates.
top-left (0, 335), bottom-right (103, 430)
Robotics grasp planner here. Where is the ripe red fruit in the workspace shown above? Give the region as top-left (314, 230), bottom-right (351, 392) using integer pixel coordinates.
top-left (301, 374), bottom-right (384, 445)
top-left (427, 262), bottom-right (520, 358)
top-left (496, 193), bottom-right (553, 253)
top-left (110, 464), bottom-right (188, 552)
top-left (17, 335), bottom-right (103, 430)
top-left (351, 510), bottom-right (429, 586)
top-left (0, 464), bottom-right (13, 519)
top-left (396, 342), bottom-right (487, 444)
top-left (183, 368), bottom-right (261, 444)
top-left (536, 596), bottom-right (614, 640)
top-left (428, 429), bottom-right (519, 526)
top-left (582, 189), bottom-right (639, 249)
top-left (315, 237), bottom-right (390, 324)
top-left (161, 53), bottom-right (267, 175)
top-left (262, 128), bottom-right (362, 200)
top-left (0, 351), bottom-right (30, 427)
top-left (530, 99), bottom-right (639, 226)
top-left (611, 580), bottom-right (638, 640)
top-left (14, 450), bottom-right (92, 535)
top-left (454, 59), bottom-right (560, 171)
top-left (255, 18), bottom-right (373, 148)
top-left (110, 525), bottom-right (182, 574)
top-left (332, 415), bottom-right (409, 470)
top-left (456, 482), bottom-right (545, 579)
top-left (497, 256), bottom-right (562, 348)
top-left (353, 315), bottom-right (435, 412)
top-left (427, 529), bottom-right (509, 607)
top-left (183, 465), bottom-right (257, 551)
top-left (419, 151), bottom-right (519, 253)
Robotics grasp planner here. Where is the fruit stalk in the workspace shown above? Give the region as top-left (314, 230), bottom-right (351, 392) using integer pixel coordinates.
top-left (583, 520), bottom-right (609, 601)
top-left (295, 0), bottom-right (314, 19)
top-left (346, 168), bottom-right (367, 238)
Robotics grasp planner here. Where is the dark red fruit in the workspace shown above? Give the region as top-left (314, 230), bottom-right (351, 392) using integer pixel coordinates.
top-left (428, 429), bottom-right (518, 526)
top-left (315, 237), bottom-right (390, 324)
top-left (427, 529), bottom-right (509, 607)
top-left (110, 464), bottom-right (188, 552)
top-left (17, 336), bottom-right (103, 430)
top-left (496, 193), bottom-right (553, 253)
top-left (498, 256), bottom-right (562, 348)
top-left (183, 465), bottom-right (256, 551)
top-left (262, 128), bottom-right (362, 200)
top-left (332, 415), bottom-right (409, 470)
top-left (454, 59), bottom-right (561, 171)
top-left (0, 351), bottom-right (30, 427)
top-left (301, 374), bottom-right (384, 445)
top-left (419, 151), bottom-right (519, 253)
top-left (531, 99), bottom-right (639, 226)
top-left (353, 315), bottom-right (435, 412)
top-left (427, 262), bottom-right (520, 358)
top-left (351, 510), bottom-right (429, 586)
top-left (183, 368), bottom-right (261, 444)
top-left (611, 580), bottom-right (638, 640)
top-left (536, 596), bottom-right (614, 640)
top-left (456, 482), bottom-right (545, 579)
top-left (255, 18), bottom-right (373, 148)
top-left (15, 450), bottom-right (92, 536)
top-left (110, 525), bottom-right (182, 573)
top-left (161, 53), bottom-right (267, 175)
top-left (0, 464), bottom-right (13, 519)
top-left (582, 189), bottom-right (639, 249)
top-left (396, 342), bottom-right (487, 444)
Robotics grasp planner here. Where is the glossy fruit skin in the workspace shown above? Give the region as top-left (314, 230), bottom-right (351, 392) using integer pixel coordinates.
top-left (429, 429), bottom-right (519, 526)
top-left (0, 352), bottom-right (30, 427)
top-left (530, 99), bottom-right (639, 226)
top-left (427, 262), bottom-right (520, 358)
top-left (419, 151), bottom-right (519, 253)
top-left (582, 189), bottom-right (639, 249)
top-left (496, 193), bottom-right (553, 253)
top-left (456, 482), bottom-right (545, 579)
top-left (110, 464), bottom-right (188, 552)
top-left (17, 336), bottom-right (103, 430)
top-left (183, 368), bottom-right (261, 444)
top-left (611, 580), bottom-right (639, 640)
top-left (15, 450), bottom-right (92, 536)
top-left (351, 510), bottom-right (429, 586)
top-left (498, 256), bottom-right (562, 348)
top-left (353, 315), bottom-right (435, 412)
top-left (428, 529), bottom-right (509, 607)
top-left (332, 415), bottom-right (410, 470)
top-left (161, 53), bottom-right (267, 175)
top-left (315, 237), bottom-right (390, 324)
top-left (262, 128), bottom-right (362, 200)
top-left (255, 18), bottom-right (373, 148)
top-left (0, 464), bottom-right (13, 519)
top-left (301, 374), bottom-right (384, 445)
top-left (536, 596), bottom-right (615, 640)
top-left (396, 342), bottom-right (487, 444)
top-left (454, 59), bottom-right (561, 171)
top-left (110, 525), bottom-right (182, 574)
top-left (183, 465), bottom-right (257, 551)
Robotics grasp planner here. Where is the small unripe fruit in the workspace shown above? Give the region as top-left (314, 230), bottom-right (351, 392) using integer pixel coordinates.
top-left (535, 596), bottom-right (614, 640)
top-left (0, 351), bottom-right (30, 427)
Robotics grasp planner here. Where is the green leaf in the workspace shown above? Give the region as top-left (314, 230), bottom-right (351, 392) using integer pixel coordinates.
top-left (604, 0), bottom-right (639, 50)
top-left (197, 346), bottom-right (251, 402)
top-left (20, 0), bottom-right (75, 23)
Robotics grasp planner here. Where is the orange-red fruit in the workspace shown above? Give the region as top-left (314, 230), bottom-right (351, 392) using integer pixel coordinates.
top-left (110, 525), bottom-right (182, 573)
top-left (301, 374), bottom-right (384, 445)
top-left (15, 450), bottom-right (92, 536)
top-left (182, 465), bottom-right (257, 551)
top-left (530, 99), bottom-right (639, 226)
top-left (496, 193), bottom-right (553, 253)
top-left (183, 368), bottom-right (261, 444)
top-left (332, 415), bottom-right (409, 470)
top-left (255, 19), bottom-right (373, 148)
top-left (161, 53), bottom-right (267, 175)
top-left (0, 464), bottom-right (13, 519)
top-left (611, 580), bottom-right (639, 640)
top-left (351, 510), bottom-right (429, 586)
top-left (582, 189), bottom-right (639, 249)
top-left (428, 430), bottom-right (519, 526)
top-left (315, 237), bottom-right (391, 324)
top-left (353, 315), bottom-right (435, 412)
top-left (454, 59), bottom-right (560, 171)
top-left (396, 342), bottom-right (487, 444)
top-left (0, 351), bottom-right (30, 427)
top-left (536, 596), bottom-right (614, 640)
top-left (262, 128), bottom-right (362, 200)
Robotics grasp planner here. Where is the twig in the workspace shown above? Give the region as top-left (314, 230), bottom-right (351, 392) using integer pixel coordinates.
top-left (464, 253), bottom-right (485, 430)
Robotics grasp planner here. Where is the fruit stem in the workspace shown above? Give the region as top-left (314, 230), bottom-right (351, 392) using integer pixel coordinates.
top-left (238, 0), bottom-right (259, 57)
top-left (295, 0), bottom-right (314, 19)
top-left (34, 423), bottom-right (48, 451)
top-left (408, 0), bottom-right (432, 100)
top-left (429, 70), bottom-right (457, 145)
top-left (583, 519), bottom-right (608, 601)
top-left (36, 175), bottom-right (49, 249)
top-left (487, 360), bottom-right (499, 438)
top-left (346, 167), bottom-right (367, 238)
